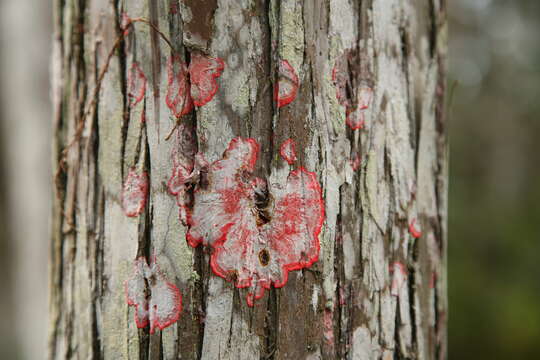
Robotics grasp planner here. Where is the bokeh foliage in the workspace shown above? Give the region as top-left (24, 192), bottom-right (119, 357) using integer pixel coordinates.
top-left (449, 0), bottom-right (540, 358)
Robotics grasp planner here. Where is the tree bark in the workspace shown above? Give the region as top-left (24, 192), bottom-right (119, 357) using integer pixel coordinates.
top-left (50, 0), bottom-right (448, 359)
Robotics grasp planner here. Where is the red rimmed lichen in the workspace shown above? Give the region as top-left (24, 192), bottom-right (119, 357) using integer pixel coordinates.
top-left (279, 138), bottom-right (297, 165)
top-left (125, 257), bottom-right (183, 333)
top-left (345, 107), bottom-right (365, 130)
top-left (121, 168), bottom-right (148, 217)
top-left (409, 219), bottom-right (422, 239)
top-left (186, 137), bottom-right (325, 306)
top-left (166, 53), bottom-right (225, 117)
top-left (189, 52), bottom-right (225, 107)
top-left (274, 60), bottom-right (299, 108)
top-left (166, 55), bottom-right (194, 118)
top-left (127, 61), bottom-right (147, 108)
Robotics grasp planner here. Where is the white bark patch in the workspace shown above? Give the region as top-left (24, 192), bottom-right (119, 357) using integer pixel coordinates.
top-left (386, 97), bottom-right (415, 216)
top-left (380, 289), bottom-right (397, 349)
top-left (329, 0), bottom-right (357, 49)
top-left (417, 63), bottom-right (440, 219)
top-left (311, 284), bottom-right (320, 312)
top-left (351, 326), bottom-right (378, 360)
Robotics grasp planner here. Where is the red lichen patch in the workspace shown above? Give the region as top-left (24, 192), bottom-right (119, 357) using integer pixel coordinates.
top-left (186, 138), bottom-right (324, 306)
top-left (350, 153), bottom-right (362, 171)
top-left (125, 258), bottom-right (149, 328)
top-left (345, 107), bottom-right (365, 130)
top-left (127, 62), bottom-right (147, 108)
top-left (189, 52), bottom-right (225, 107)
top-left (390, 262), bottom-right (407, 297)
top-left (409, 219), bottom-right (422, 239)
top-left (121, 168), bottom-right (149, 217)
top-left (279, 138), bottom-right (297, 165)
top-left (166, 56), bottom-right (194, 118)
top-left (274, 60), bottom-right (299, 108)
top-left (166, 53), bottom-right (225, 116)
top-left (125, 257), bottom-right (183, 334)
top-left (357, 84), bottom-right (373, 110)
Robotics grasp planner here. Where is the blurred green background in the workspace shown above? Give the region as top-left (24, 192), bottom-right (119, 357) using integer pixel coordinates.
top-left (449, 0), bottom-right (540, 359)
top-left (0, 0), bottom-right (539, 359)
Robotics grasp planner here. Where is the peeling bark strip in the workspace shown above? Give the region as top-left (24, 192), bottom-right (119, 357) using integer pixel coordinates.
top-left (50, 0), bottom-right (448, 359)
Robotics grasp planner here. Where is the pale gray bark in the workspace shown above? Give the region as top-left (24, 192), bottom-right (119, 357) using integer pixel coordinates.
top-left (50, 0), bottom-right (448, 359)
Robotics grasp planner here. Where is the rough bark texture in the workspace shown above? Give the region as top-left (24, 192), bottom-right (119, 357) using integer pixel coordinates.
top-left (50, 0), bottom-right (447, 359)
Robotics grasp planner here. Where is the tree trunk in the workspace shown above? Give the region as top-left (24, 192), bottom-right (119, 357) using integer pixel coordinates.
top-left (50, 0), bottom-right (447, 359)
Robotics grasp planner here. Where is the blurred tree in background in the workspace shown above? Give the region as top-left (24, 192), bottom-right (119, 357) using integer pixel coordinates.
top-left (0, 0), bottom-right (51, 359)
top-left (449, 0), bottom-right (540, 359)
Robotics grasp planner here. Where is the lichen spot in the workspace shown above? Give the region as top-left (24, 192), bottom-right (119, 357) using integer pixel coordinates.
top-left (274, 60), bottom-right (299, 108)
